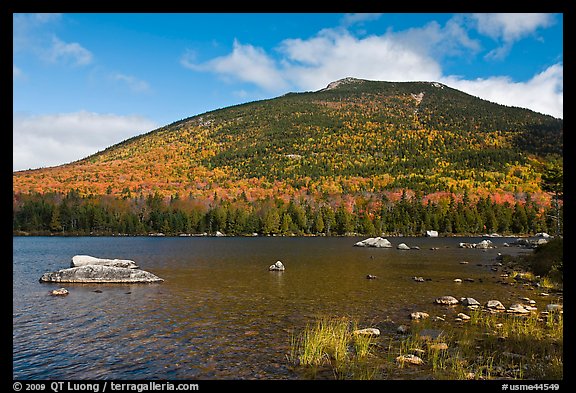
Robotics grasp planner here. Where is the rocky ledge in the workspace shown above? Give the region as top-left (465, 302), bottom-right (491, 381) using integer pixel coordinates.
top-left (40, 265), bottom-right (164, 283)
top-left (40, 255), bottom-right (163, 284)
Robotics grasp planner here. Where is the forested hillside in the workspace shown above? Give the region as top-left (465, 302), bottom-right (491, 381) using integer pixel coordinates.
top-left (13, 78), bottom-right (563, 236)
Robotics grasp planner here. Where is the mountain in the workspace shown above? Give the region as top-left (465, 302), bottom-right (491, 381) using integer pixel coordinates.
top-left (13, 78), bottom-right (562, 203)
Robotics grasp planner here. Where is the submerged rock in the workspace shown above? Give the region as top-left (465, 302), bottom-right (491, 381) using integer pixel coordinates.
top-left (71, 255), bottom-right (139, 269)
top-left (50, 288), bottom-right (69, 296)
top-left (40, 265), bottom-right (164, 283)
top-left (434, 296), bottom-right (459, 305)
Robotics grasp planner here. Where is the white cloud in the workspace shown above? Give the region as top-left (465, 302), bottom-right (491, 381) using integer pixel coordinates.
top-left (443, 63), bottom-right (563, 118)
top-left (181, 39), bottom-right (288, 91)
top-left (470, 13), bottom-right (555, 60)
top-left (280, 29), bottom-right (444, 91)
top-left (111, 73), bottom-right (151, 93)
top-left (13, 111), bottom-right (158, 171)
top-left (44, 36), bottom-right (93, 66)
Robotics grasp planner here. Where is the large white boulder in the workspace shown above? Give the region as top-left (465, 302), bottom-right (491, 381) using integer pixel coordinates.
top-left (354, 237), bottom-right (392, 248)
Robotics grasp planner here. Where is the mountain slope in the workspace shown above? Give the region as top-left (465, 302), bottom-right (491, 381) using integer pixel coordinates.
top-left (13, 78), bottom-right (562, 201)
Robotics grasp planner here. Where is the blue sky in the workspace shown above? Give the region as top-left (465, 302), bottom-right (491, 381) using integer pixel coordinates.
top-left (13, 13), bottom-right (563, 171)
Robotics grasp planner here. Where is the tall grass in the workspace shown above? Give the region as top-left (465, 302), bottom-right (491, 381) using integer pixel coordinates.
top-left (289, 316), bottom-right (381, 379)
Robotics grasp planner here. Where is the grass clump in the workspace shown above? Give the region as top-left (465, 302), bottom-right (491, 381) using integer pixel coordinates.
top-left (289, 316), bottom-right (381, 379)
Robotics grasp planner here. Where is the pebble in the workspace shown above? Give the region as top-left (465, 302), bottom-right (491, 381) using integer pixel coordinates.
top-left (396, 354), bottom-right (423, 365)
top-left (428, 343), bottom-right (448, 351)
top-left (353, 328), bottom-right (380, 336)
top-left (410, 311), bottom-right (429, 320)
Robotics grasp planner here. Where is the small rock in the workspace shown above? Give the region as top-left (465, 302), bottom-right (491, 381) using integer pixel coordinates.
top-left (460, 261), bottom-right (469, 265)
top-left (366, 274), bottom-right (378, 279)
top-left (507, 304), bottom-right (531, 314)
top-left (460, 297), bottom-right (481, 308)
top-left (413, 276), bottom-right (425, 282)
top-left (353, 328), bottom-right (380, 336)
top-left (457, 312), bottom-right (471, 320)
top-left (428, 342), bottom-right (448, 351)
top-left (50, 288), bottom-right (69, 296)
top-left (546, 304), bottom-right (563, 312)
top-left (410, 311), bottom-right (429, 320)
top-left (397, 243), bottom-right (411, 250)
top-left (417, 329), bottom-right (444, 341)
top-left (464, 278), bottom-right (475, 282)
top-left (434, 295), bottom-right (459, 305)
top-left (269, 261), bottom-right (285, 271)
top-left (396, 325), bottom-right (409, 334)
top-left (486, 300), bottom-right (506, 311)
top-left (395, 354), bottom-right (423, 365)
top-left (453, 278), bottom-right (462, 283)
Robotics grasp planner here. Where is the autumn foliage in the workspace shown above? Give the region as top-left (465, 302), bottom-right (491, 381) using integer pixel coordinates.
top-left (13, 79), bottom-right (562, 236)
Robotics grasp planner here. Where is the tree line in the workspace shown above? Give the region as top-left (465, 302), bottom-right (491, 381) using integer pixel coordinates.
top-left (13, 189), bottom-right (561, 237)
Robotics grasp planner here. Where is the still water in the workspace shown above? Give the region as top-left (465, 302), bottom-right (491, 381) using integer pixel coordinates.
top-left (13, 236), bottom-right (537, 380)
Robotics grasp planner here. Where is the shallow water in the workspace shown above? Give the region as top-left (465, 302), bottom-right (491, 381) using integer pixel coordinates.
top-left (13, 236), bottom-right (541, 379)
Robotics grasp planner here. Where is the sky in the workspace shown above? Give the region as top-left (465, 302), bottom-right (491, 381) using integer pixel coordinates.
top-left (13, 13), bottom-right (563, 172)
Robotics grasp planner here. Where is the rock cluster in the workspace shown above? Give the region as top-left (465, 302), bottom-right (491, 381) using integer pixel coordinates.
top-left (459, 239), bottom-right (494, 249)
